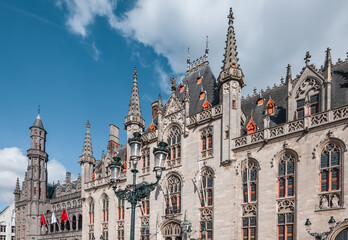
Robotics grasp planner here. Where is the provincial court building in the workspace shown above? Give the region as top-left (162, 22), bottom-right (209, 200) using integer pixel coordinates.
top-left (14, 7), bottom-right (348, 240)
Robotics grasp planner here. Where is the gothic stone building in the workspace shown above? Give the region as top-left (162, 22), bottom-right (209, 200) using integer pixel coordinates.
top-left (17, 7), bottom-right (348, 240)
top-left (14, 115), bottom-right (83, 240)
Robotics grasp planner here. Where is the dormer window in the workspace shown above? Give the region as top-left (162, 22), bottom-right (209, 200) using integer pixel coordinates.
top-left (266, 99), bottom-right (275, 115)
top-left (200, 92), bottom-right (205, 99)
top-left (182, 101), bottom-right (185, 106)
top-left (197, 77), bottom-right (202, 84)
top-left (310, 94), bottom-right (319, 115)
top-left (296, 99), bottom-right (305, 119)
top-left (257, 98), bottom-right (263, 105)
top-left (232, 63), bottom-right (236, 68)
top-left (246, 119), bottom-right (257, 134)
top-left (180, 85), bottom-right (184, 92)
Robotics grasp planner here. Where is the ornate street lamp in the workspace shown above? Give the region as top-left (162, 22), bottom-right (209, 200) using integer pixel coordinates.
top-left (180, 213), bottom-right (192, 240)
top-left (305, 216), bottom-right (337, 240)
top-left (110, 132), bottom-right (169, 240)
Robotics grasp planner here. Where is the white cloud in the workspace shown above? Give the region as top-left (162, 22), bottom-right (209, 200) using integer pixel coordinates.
top-left (47, 159), bottom-right (72, 184)
top-left (57, 0), bottom-right (348, 94)
top-left (0, 147), bottom-right (76, 205)
top-left (0, 147), bottom-right (27, 203)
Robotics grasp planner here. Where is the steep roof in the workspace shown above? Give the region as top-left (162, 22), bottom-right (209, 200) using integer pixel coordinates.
top-left (330, 60), bottom-right (348, 108)
top-left (241, 85), bottom-right (288, 134)
top-left (31, 114), bottom-right (45, 130)
top-left (176, 62), bottom-right (218, 115)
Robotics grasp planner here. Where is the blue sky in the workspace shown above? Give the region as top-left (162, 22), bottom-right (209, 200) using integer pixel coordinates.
top-left (0, 0), bottom-right (347, 211)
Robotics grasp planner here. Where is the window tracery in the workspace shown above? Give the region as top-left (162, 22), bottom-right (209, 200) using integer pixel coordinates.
top-left (242, 160), bottom-right (258, 240)
top-left (164, 175), bottom-right (182, 215)
top-left (319, 143), bottom-right (342, 209)
top-left (201, 127), bottom-right (213, 158)
top-left (167, 126), bottom-right (182, 167)
top-left (200, 168), bottom-right (214, 240)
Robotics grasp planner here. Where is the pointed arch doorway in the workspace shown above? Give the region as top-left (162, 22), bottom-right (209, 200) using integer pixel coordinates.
top-left (334, 227), bottom-right (348, 240)
top-left (162, 221), bottom-right (182, 240)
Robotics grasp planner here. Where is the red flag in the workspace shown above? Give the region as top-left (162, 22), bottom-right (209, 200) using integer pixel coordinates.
top-left (40, 214), bottom-right (47, 225)
top-left (60, 209), bottom-right (69, 222)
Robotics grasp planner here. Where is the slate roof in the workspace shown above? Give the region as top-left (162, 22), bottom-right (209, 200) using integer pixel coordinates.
top-left (47, 178), bottom-right (80, 199)
top-left (328, 60), bottom-right (348, 108)
top-left (31, 114), bottom-right (45, 130)
top-left (241, 85), bottom-right (288, 134)
top-left (176, 62), bottom-right (219, 115)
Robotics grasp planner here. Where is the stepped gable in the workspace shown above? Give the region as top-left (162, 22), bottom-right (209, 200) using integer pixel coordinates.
top-left (241, 84), bottom-right (287, 135)
top-left (176, 62), bottom-right (218, 115)
top-left (329, 59), bottom-right (348, 108)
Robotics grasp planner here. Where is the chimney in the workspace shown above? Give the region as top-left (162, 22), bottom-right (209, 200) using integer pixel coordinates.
top-left (108, 124), bottom-right (119, 153)
top-left (152, 101), bottom-right (159, 120)
top-left (66, 172), bottom-right (71, 183)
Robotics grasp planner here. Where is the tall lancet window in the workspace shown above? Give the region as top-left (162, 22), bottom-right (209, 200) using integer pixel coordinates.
top-left (277, 152), bottom-right (296, 240)
top-left (89, 199), bottom-right (94, 224)
top-left (102, 195), bottom-right (109, 222)
top-left (242, 159), bottom-right (259, 240)
top-left (200, 168), bottom-right (214, 240)
top-left (164, 175), bottom-right (182, 215)
top-left (167, 126), bottom-right (182, 167)
top-left (319, 143), bottom-right (342, 209)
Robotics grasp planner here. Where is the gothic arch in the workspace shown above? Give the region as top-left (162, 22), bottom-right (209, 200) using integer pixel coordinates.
top-left (164, 124), bottom-right (182, 141)
top-left (161, 219), bottom-right (182, 238)
top-left (162, 170), bottom-right (184, 186)
top-left (241, 157), bottom-right (260, 171)
top-left (274, 149), bottom-right (299, 176)
top-left (328, 218), bottom-right (348, 240)
top-left (313, 137), bottom-right (347, 161)
top-left (99, 193), bottom-right (109, 202)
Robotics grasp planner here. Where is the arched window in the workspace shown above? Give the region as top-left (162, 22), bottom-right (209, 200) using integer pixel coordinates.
top-left (89, 199), bottom-right (94, 224)
top-left (278, 153), bottom-right (295, 198)
top-left (200, 168), bottom-right (214, 240)
top-left (319, 143), bottom-right (342, 209)
top-left (167, 126), bottom-right (182, 167)
top-left (164, 175), bottom-right (181, 215)
top-left (72, 215), bottom-right (77, 230)
top-left (118, 199), bottom-right (125, 220)
top-left (163, 222), bottom-right (181, 239)
top-left (141, 197), bottom-right (150, 216)
top-left (242, 162), bottom-right (258, 203)
top-left (102, 196), bottom-right (109, 222)
top-left (277, 152), bottom-right (296, 240)
top-left (78, 214), bottom-right (82, 230)
top-left (320, 143), bottom-right (341, 192)
top-left (242, 159), bottom-right (259, 240)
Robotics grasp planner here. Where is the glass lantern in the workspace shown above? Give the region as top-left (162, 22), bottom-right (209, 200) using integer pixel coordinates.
top-left (153, 142), bottom-right (169, 177)
top-left (128, 132), bottom-right (143, 161)
top-left (305, 218), bottom-right (311, 231)
top-left (109, 156), bottom-right (122, 182)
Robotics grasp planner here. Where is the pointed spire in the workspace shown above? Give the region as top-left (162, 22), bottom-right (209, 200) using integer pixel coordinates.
top-left (184, 82), bottom-right (190, 102)
top-left (222, 8), bottom-right (239, 70)
top-left (286, 64), bottom-right (292, 83)
top-left (79, 120), bottom-right (95, 165)
top-left (127, 67), bottom-right (142, 117)
top-left (32, 113), bottom-right (45, 130)
top-left (15, 177), bottom-right (20, 192)
top-left (204, 36), bottom-right (209, 61)
top-left (304, 51), bottom-right (311, 66)
top-left (187, 47), bottom-right (190, 71)
top-left (325, 47), bottom-right (332, 68)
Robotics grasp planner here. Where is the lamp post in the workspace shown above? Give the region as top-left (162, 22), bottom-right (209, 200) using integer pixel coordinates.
top-left (305, 216), bottom-right (337, 240)
top-left (180, 214), bottom-right (192, 240)
top-left (110, 132), bottom-right (169, 240)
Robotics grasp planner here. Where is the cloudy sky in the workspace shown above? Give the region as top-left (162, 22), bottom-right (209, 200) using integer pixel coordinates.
top-left (0, 0), bottom-right (347, 210)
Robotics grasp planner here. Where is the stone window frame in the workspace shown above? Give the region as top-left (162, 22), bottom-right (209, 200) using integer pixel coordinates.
top-left (166, 125), bottom-right (182, 168)
top-left (201, 126), bottom-right (214, 159)
top-left (141, 147), bottom-right (150, 175)
top-left (101, 194), bottom-right (109, 223)
top-left (241, 158), bottom-right (260, 240)
top-left (200, 167), bottom-right (214, 240)
top-left (318, 142), bottom-right (344, 210)
top-left (164, 174), bottom-right (182, 216)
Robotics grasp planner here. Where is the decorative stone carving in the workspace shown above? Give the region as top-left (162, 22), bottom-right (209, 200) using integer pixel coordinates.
top-left (242, 203), bottom-right (257, 217)
top-left (320, 195), bottom-right (329, 209)
top-left (277, 199), bottom-right (295, 212)
top-left (223, 82), bottom-right (230, 94)
top-left (165, 95), bottom-right (183, 117)
top-left (200, 207), bottom-right (213, 221)
top-left (295, 78), bottom-right (321, 98)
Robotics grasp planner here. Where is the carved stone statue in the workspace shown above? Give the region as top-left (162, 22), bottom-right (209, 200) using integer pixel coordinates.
top-left (320, 195), bottom-right (329, 209)
top-left (331, 194), bottom-right (339, 208)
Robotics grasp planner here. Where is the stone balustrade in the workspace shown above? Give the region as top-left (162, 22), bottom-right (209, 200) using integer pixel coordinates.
top-left (233, 105), bottom-right (348, 149)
